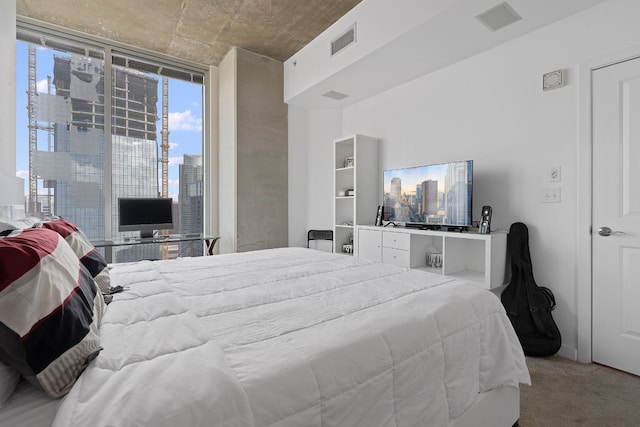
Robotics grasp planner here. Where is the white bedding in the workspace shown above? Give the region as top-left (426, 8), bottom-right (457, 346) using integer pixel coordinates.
top-left (0, 381), bottom-right (60, 427)
top-left (48, 247), bottom-right (529, 426)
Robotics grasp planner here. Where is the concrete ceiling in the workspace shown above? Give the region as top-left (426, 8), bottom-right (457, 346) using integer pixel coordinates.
top-left (16, 0), bottom-right (363, 66)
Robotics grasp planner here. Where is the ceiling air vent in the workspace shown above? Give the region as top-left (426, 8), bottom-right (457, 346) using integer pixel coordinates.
top-left (475, 2), bottom-right (522, 32)
top-left (331, 24), bottom-right (356, 56)
top-left (322, 90), bottom-right (349, 101)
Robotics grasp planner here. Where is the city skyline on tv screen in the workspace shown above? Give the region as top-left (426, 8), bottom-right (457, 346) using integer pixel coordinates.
top-left (383, 160), bottom-right (472, 226)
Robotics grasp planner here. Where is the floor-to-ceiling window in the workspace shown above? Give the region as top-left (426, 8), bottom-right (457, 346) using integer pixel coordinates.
top-left (16, 23), bottom-right (206, 262)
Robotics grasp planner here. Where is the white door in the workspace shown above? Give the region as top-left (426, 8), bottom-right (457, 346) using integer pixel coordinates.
top-left (592, 56), bottom-right (640, 376)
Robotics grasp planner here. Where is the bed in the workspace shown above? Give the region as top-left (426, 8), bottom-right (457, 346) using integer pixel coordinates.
top-left (0, 224), bottom-right (529, 427)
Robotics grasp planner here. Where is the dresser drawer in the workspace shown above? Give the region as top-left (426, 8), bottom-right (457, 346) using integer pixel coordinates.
top-left (382, 231), bottom-right (410, 250)
top-left (382, 247), bottom-right (410, 267)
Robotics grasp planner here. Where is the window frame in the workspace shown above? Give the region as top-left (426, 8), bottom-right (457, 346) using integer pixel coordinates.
top-left (16, 16), bottom-right (210, 241)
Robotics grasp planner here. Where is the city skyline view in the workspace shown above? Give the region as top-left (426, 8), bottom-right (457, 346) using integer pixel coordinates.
top-left (13, 36), bottom-right (205, 262)
top-left (383, 163), bottom-right (448, 195)
top-left (15, 42), bottom-right (203, 202)
top-left (383, 161), bottom-right (472, 226)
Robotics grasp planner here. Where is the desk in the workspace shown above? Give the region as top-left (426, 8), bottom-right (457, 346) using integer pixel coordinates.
top-left (92, 234), bottom-right (219, 263)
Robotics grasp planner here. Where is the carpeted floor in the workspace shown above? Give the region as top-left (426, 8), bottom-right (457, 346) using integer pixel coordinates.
top-left (519, 355), bottom-right (640, 426)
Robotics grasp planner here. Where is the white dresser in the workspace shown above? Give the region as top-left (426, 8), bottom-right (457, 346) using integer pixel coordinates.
top-left (356, 225), bottom-right (507, 289)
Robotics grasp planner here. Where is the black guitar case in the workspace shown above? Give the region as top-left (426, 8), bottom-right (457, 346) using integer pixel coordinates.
top-left (501, 222), bottom-right (561, 357)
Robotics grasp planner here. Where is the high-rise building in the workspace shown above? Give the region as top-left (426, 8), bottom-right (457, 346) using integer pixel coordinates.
top-left (390, 177), bottom-right (402, 199)
top-left (445, 162), bottom-right (472, 226)
top-left (33, 54), bottom-right (160, 261)
top-left (179, 154), bottom-right (203, 257)
top-left (421, 180), bottom-right (438, 217)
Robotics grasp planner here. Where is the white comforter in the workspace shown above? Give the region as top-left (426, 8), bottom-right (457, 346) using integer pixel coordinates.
top-left (53, 247), bottom-right (530, 427)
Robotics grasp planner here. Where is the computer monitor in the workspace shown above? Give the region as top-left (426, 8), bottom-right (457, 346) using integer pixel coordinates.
top-left (118, 198), bottom-right (173, 238)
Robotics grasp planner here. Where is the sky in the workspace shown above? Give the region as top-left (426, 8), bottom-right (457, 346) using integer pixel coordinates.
top-left (383, 163), bottom-right (448, 194)
top-left (15, 42), bottom-right (203, 201)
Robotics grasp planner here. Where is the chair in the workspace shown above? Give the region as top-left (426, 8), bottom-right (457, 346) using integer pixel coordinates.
top-left (307, 230), bottom-right (333, 249)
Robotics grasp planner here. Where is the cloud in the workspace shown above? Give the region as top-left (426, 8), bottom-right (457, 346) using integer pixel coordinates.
top-left (169, 142), bottom-right (179, 150)
top-left (37, 79), bottom-right (49, 94)
top-left (168, 179), bottom-right (179, 186)
top-left (16, 170), bottom-right (29, 180)
top-left (169, 110), bottom-right (202, 132)
top-left (168, 157), bottom-right (183, 166)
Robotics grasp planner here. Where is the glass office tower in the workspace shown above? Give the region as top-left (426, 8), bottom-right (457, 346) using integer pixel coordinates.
top-left (34, 55), bottom-right (160, 261)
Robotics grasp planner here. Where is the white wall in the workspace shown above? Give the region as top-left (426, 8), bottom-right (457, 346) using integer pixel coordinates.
top-left (289, 0), bottom-right (640, 359)
top-left (0, 0), bottom-right (16, 176)
top-left (0, 0), bottom-right (24, 210)
top-left (218, 49), bottom-right (238, 253)
top-left (288, 107), bottom-right (342, 247)
top-left (284, 0), bottom-right (450, 104)
top-left (287, 106), bottom-right (309, 247)
top-left (284, 0), bottom-right (606, 108)
top-left (205, 65), bottom-right (219, 247)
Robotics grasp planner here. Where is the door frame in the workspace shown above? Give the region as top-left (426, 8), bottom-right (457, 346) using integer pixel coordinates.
top-left (577, 44), bottom-right (640, 363)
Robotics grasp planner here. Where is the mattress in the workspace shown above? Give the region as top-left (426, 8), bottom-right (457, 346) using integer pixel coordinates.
top-left (2, 247), bottom-right (530, 426)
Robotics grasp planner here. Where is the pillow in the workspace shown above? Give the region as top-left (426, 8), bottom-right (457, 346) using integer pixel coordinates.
top-left (0, 216), bottom-right (40, 232)
top-left (40, 217), bottom-right (111, 292)
top-left (0, 228), bottom-right (105, 397)
top-left (0, 360), bottom-right (20, 406)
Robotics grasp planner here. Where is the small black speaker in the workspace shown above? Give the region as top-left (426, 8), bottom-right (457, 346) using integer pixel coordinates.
top-left (479, 206), bottom-right (492, 234)
top-left (375, 205), bottom-right (384, 226)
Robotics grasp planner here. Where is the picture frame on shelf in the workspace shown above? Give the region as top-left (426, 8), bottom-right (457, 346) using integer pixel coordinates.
top-left (344, 156), bottom-right (355, 168)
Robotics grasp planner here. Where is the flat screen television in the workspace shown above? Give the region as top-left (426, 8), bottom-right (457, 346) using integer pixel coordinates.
top-left (118, 197), bottom-right (174, 238)
top-left (383, 160), bottom-right (473, 230)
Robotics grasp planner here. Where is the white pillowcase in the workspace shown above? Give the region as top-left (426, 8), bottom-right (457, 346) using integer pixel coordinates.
top-left (0, 361), bottom-right (20, 406)
top-left (0, 216), bottom-right (41, 232)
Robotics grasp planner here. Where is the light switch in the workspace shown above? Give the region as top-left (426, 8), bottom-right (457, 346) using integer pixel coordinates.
top-left (549, 166), bottom-right (561, 182)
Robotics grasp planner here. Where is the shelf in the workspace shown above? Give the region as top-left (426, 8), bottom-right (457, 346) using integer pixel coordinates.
top-left (414, 265), bottom-right (443, 275)
top-left (333, 135), bottom-right (379, 255)
top-left (355, 225), bottom-right (506, 289)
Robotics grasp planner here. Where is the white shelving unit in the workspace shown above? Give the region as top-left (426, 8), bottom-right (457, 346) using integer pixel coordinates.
top-left (355, 225), bottom-right (507, 289)
top-left (333, 135), bottom-right (379, 255)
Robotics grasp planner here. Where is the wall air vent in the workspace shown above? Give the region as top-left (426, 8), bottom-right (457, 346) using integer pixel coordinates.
top-left (331, 24), bottom-right (356, 56)
top-left (475, 2), bottom-right (522, 32)
top-left (322, 90), bottom-right (349, 101)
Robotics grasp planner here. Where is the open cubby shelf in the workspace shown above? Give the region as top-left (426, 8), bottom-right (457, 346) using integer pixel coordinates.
top-left (355, 225), bottom-right (507, 289)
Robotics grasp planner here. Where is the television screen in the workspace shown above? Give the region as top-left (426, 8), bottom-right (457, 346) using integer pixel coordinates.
top-left (118, 198), bottom-right (173, 238)
top-left (383, 160), bottom-right (473, 228)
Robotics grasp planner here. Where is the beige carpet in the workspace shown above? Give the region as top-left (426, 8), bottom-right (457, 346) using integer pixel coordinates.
top-left (519, 355), bottom-right (640, 426)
